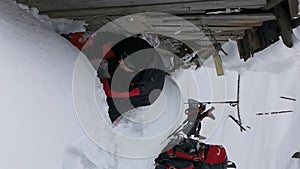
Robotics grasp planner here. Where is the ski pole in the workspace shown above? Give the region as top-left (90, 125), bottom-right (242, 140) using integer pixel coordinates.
top-left (185, 101), bottom-right (238, 107)
top-left (256, 110), bottom-right (293, 116)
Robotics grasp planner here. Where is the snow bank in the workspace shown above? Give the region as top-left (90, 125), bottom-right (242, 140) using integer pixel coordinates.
top-left (0, 0), bottom-right (84, 169)
top-left (18, 2), bottom-right (86, 34)
top-left (220, 29), bottom-right (300, 74)
top-left (205, 26), bottom-right (300, 169)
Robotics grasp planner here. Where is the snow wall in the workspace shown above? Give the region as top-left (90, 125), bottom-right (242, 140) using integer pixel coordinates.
top-left (0, 0), bottom-right (85, 168)
top-left (0, 1), bottom-right (222, 169)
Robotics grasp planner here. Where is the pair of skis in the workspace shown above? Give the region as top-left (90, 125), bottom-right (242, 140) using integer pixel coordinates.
top-left (255, 96), bottom-right (296, 116)
top-left (167, 99), bottom-right (210, 140)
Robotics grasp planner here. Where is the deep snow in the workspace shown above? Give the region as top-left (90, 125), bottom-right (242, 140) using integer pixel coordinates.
top-left (0, 0), bottom-right (85, 169)
top-left (1, 0), bottom-right (300, 169)
top-left (18, 2), bottom-right (86, 34)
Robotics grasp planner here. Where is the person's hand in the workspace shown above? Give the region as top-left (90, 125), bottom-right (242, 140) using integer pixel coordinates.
top-left (97, 59), bottom-right (111, 78)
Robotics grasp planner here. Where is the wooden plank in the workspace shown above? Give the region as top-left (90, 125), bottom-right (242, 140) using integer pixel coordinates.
top-left (79, 13), bottom-right (244, 43)
top-left (214, 31), bottom-right (245, 36)
top-left (274, 3), bottom-right (293, 47)
top-left (213, 52), bottom-right (224, 76)
top-left (80, 13), bottom-right (276, 31)
top-left (159, 33), bottom-right (236, 41)
top-left (82, 13), bottom-right (275, 24)
top-left (237, 38), bottom-right (251, 61)
top-left (151, 21), bottom-right (263, 28)
top-left (30, 0), bottom-right (267, 18)
top-left (158, 33), bottom-right (207, 40)
top-left (288, 0), bottom-right (299, 18)
top-left (207, 26), bottom-right (252, 31)
top-left (177, 13), bottom-right (276, 21)
top-left (108, 16), bottom-right (158, 35)
top-left (41, 7), bottom-right (204, 18)
top-left (83, 13), bottom-right (274, 30)
top-left (292, 17), bottom-right (300, 28)
top-left (153, 13), bottom-right (274, 28)
top-left (153, 25), bottom-right (251, 32)
top-left (263, 0), bottom-right (284, 10)
top-left (24, 0), bottom-right (267, 12)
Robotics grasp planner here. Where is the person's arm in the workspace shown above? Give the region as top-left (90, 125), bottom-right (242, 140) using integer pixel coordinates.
top-left (100, 78), bottom-right (141, 98)
top-left (130, 69), bottom-right (166, 107)
top-left (102, 48), bottom-right (115, 60)
top-left (131, 69), bottom-right (166, 96)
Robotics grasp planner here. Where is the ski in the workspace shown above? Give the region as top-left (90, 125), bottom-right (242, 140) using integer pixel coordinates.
top-left (280, 96), bottom-right (296, 102)
top-left (167, 99), bottom-right (212, 140)
top-left (167, 119), bottom-right (189, 139)
top-left (292, 152), bottom-right (300, 159)
top-left (166, 119), bottom-right (206, 140)
top-left (256, 110), bottom-right (293, 116)
top-left (228, 115), bottom-right (250, 131)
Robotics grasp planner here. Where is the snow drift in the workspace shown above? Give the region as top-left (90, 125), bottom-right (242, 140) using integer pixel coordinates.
top-left (0, 0), bottom-right (84, 168)
top-left (2, 0), bottom-right (300, 168)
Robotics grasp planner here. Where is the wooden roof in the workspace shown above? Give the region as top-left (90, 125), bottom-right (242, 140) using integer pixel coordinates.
top-left (17, 0), bottom-right (299, 63)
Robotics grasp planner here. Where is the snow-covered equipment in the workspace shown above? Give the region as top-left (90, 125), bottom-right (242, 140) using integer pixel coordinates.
top-left (157, 98), bottom-right (235, 168)
top-left (155, 138), bottom-right (229, 169)
top-left (167, 99), bottom-right (215, 140)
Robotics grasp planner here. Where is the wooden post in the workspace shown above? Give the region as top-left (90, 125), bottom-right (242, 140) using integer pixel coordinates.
top-left (213, 51), bottom-right (224, 76)
top-left (237, 34), bottom-right (251, 61)
top-left (274, 2), bottom-right (293, 48)
top-left (263, 0), bottom-right (284, 10)
top-left (288, 0), bottom-right (299, 18)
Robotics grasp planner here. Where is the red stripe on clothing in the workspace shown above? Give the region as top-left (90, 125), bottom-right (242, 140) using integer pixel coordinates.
top-left (100, 78), bottom-right (140, 98)
top-left (102, 48), bottom-right (115, 60)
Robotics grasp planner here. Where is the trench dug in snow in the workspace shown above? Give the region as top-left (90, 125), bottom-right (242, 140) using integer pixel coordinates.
top-left (68, 49), bottom-right (228, 168)
top-left (67, 11), bottom-right (228, 168)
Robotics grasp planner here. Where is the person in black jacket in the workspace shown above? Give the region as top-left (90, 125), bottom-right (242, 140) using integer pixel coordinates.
top-left (97, 36), bottom-right (166, 123)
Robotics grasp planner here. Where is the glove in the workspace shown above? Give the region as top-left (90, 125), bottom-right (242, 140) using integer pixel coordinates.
top-left (97, 59), bottom-right (111, 78)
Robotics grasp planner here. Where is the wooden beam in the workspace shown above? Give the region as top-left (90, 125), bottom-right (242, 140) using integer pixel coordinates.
top-left (81, 13), bottom-right (276, 23)
top-left (292, 17), bottom-right (300, 28)
top-left (288, 0), bottom-right (299, 18)
top-left (263, 0), bottom-right (284, 10)
top-left (152, 21), bottom-right (263, 28)
top-left (213, 30), bottom-right (245, 36)
top-left (31, 0), bottom-right (267, 18)
top-left (208, 26), bottom-right (253, 31)
top-left (274, 3), bottom-right (293, 47)
top-left (153, 25), bottom-right (252, 32)
top-left (178, 13), bottom-right (276, 21)
top-left (26, 0), bottom-right (268, 12)
top-left (81, 13), bottom-right (275, 32)
top-left (237, 38), bottom-right (251, 61)
top-left (213, 52), bottom-right (224, 76)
